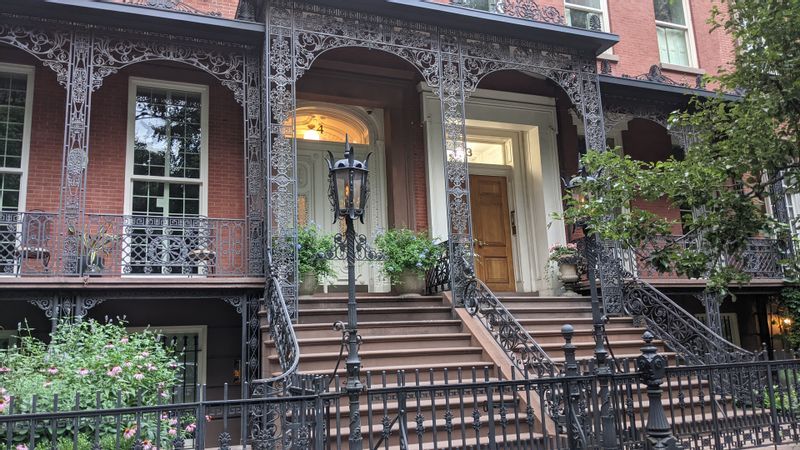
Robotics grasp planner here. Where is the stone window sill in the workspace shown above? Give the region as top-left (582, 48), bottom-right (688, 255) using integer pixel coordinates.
top-left (660, 63), bottom-right (706, 75)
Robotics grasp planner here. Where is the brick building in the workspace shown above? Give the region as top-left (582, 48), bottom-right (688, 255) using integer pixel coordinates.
top-left (0, 0), bottom-right (792, 427)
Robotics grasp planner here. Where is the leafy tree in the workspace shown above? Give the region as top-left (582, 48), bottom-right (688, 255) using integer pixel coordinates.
top-left (560, 0), bottom-right (800, 297)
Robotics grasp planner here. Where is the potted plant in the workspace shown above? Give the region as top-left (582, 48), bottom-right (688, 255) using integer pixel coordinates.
top-left (375, 229), bottom-right (442, 295)
top-left (298, 224), bottom-right (335, 295)
top-left (548, 243), bottom-right (581, 296)
top-left (68, 223), bottom-right (118, 276)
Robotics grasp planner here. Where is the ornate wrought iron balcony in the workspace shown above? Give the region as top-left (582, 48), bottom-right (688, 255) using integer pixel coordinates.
top-left (0, 211), bottom-right (253, 278)
top-left (440, 0), bottom-right (577, 27)
top-left (615, 234), bottom-right (785, 280)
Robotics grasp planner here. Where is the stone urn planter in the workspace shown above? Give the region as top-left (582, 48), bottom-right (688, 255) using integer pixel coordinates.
top-left (558, 262), bottom-right (580, 296)
top-left (393, 269), bottom-right (425, 295)
top-left (299, 272), bottom-right (318, 295)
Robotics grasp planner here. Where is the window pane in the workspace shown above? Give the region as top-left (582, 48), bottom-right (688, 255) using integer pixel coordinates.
top-left (134, 86), bottom-right (168, 177)
top-left (467, 141), bottom-right (507, 166)
top-left (566, 0), bottom-right (601, 8)
top-left (657, 25), bottom-right (690, 66)
top-left (132, 181), bottom-right (165, 216)
top-left (567, 8), bottom-right (603, 30)
top-left (0, 72), bottom-right (26, 170)
top-left (653, 0), bottom-right (686, 25)
top-left (0, 173), bottom-right (21, 211)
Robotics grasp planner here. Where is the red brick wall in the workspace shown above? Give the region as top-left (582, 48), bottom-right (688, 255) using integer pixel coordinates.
top-left (10, 54), bottom-right (245, 220)
top-left (110, 0), bottom-right (240, 20)
top-left (622, 119), bottom-right (682, 234)
top-left (0, 47), bottom-right (65, 213)
top-left (605, 0), bottom-right (734, 84)
top-left (85, 62), bottom-right (245, 219)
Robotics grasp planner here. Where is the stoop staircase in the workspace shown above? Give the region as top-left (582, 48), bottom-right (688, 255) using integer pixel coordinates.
top-left (263, 293), bottom-right (551, 449)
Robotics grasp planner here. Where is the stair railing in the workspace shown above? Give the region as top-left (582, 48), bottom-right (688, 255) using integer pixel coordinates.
top-left (254, 250), bottom-right (301, 395)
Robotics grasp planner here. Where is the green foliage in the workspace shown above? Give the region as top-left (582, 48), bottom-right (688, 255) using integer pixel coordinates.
top-left (375, 229), bottom-right (442, 283)
top-left (0, 319), bottom-right (193, 446)
top-left (558, 0), bottom-right (800, 294)
top-left (548, 243), bottom-right (580, 264)
top-left (763, 385), bottom-right (800, 414)
top-left (297, 224), bottom-right (335, 279)
top-left (780, 288), bottom-right (800, 348)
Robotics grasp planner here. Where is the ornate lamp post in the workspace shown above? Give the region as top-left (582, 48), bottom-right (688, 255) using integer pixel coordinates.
top-left (564, 167), bottom-right (619, 450)
top-left (327, 137), bottom-right (371, 450)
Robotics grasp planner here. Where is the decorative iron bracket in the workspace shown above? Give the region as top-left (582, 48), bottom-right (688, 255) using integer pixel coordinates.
top-left (324, 233), bottom-right (385, 262)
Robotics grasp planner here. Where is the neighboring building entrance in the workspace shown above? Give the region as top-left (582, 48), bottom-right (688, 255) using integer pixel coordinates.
top-left (469, 174), bottom-right (516, 292)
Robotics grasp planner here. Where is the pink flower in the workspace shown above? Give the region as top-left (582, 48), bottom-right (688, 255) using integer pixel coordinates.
top-left (15, 444), bottom-right (28, 450)
top-left (185, 423), bottom-right (196, 433)
top-left (107, 366), bottom-right (122, 377)
top-left (77, 368), bottom-right (89, 376)
top-left (142, 440), bottom-right (152, 450)
top-left (124, 362), bottom-right (133, 368)
top-left (104, 343), bottom-right (115, 349)
top-left (205, 415), bottom-right (212, 423)
top-left (145, 363), bottom-right (156, 371)
top-left (140, 351), bottom-right (150, 358)
top-left (47, 367), bottom-right (58, 375)
top-left (169, 418), bottom-right (178, 426)
top-left (0, 367), bottom-right (12, 373)
top-left (133, 373), bottom-right (144, 380)
top-left (160, 391), bottom-right (169, 398)
top-left (168, 428), bottom-right (177, 436)
top-left (123, 426), bottom-right (136, 439)
top-left (168, 362), bottom-right (178, 369)
top-left (0, 394), bottom-right (10, 413)
top-left (120, 337), bottom-right (129, 344)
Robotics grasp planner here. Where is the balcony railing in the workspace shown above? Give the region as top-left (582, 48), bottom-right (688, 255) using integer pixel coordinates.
top-left (440, 0), bottom-right (570, 26)
top-left (614, 235), bottom-right (784, 281)
top-left (0, 211), bottom-right (254, 278)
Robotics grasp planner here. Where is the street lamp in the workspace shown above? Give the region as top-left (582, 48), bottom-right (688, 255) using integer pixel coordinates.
top-left (564, 166), bottom-right (619, 450)
top-left (327, 137), bottom-right (370, 450)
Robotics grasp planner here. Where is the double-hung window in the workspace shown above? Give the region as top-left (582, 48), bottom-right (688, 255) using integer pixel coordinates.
top-left (126, 79), bottom-right (208, 275)
top-left (0, 65), bottom-right (33, 274)
top-left (653, 0), bottom-right (695, 67)
top-left (565, 0), bottom-right (609, 32)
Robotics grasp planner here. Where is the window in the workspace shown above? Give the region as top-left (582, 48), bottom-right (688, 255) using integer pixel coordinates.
top-left (0, 330), bottom-right (15, 350)
top-left (125, 79), bottom-right (208, 275)
top-left (129, 325), bottom-right (206, 403)
top-left (565, 0), bottom-right (609, 32)
top-left (654, 0), bottom-right (695, 67)
top-left (0, 66), bottom-right (32, 213)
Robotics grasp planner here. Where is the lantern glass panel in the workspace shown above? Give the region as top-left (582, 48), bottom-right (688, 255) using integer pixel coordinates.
top-left (352, 172), bottom-right (363, 210)
top-left (335, 169), bottom-right (349, 211)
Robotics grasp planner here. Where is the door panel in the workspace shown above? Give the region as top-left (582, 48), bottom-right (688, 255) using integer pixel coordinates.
top-left (470, 175), bottom-right (515, 292)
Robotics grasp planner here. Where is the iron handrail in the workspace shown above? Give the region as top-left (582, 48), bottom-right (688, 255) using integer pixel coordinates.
top-left (259, 250), bottom-right (301, 388)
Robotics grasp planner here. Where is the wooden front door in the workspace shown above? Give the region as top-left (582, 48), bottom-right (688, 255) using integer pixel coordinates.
top-left (469, 175), bottom-right (516, 292)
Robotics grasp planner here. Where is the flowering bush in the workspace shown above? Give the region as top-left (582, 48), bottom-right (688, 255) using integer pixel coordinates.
top-left (548, 243), bottom-right (580, 264)
top-left (0, 319), bottom-right (196, 448)
top-left (375, 229), bottom-right (442, 283)
top-left (297, 223), bottom-right (335, 279)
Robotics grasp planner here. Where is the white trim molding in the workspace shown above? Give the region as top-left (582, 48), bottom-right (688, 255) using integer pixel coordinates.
top-left (0, 63), bottom-right (35, 213)
top-left (420, 84), bottom-right (564, 294)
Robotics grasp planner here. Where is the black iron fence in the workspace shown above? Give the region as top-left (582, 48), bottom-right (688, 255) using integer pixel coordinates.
top-left (0, 212), bottom-right (255, 278)
top-left (2, 331), bottom-right (799, 450)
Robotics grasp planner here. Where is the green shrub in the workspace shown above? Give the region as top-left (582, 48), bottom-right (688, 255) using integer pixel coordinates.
top-left (375, 229), bottom-right (442, 284)
top-left (763, 385), bottom-right (800, 414)
top-left (297, 224), bottom-right (335, 279)
top-left (0, 319), bottom-right (196, 447)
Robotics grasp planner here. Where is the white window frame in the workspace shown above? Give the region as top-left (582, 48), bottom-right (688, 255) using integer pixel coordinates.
top-left (654, 0), bottom-right (699, 69)
top-left (565, 0), bottom-right (611, 34)
top-left (128, 324), bottom-right (208, 388)
top-left (123, 77), bottom-right (210, 219)
top-left (0, 63), bottom-right (34, 213)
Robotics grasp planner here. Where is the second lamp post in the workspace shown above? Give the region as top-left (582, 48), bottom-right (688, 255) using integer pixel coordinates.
top-left (327, 137), bottom-right (371, 450)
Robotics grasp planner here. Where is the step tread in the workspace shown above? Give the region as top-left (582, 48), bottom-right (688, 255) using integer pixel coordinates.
top-left (292, 361), bottom-right (496, 376)
top-left (269, 346), bottom-right (484, 361)
top-left (291, 320), bottom-right (463, 330)
top-left (271, 333), bottom-right (474, 346)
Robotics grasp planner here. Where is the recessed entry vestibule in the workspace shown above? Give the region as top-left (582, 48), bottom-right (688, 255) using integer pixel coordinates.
top-left (421, 86), bottom-right (567, 294)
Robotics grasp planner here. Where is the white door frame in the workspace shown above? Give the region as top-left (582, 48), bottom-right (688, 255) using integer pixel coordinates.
top-left (294, 102), bottom-right (389, 293)
top-left (420, 85), bottom-right (566, 294)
